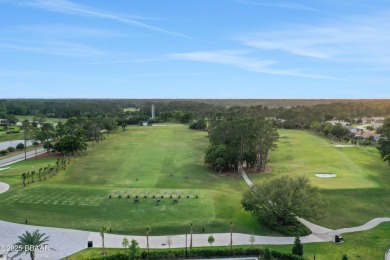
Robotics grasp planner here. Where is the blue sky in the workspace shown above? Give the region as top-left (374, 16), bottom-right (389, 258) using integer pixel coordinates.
top-left (1, 0), bottom-right (390, 98)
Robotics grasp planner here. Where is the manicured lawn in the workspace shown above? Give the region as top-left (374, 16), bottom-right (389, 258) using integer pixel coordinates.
top-left (1, 124), bottom-right (390, 256)
top-left (67, 223), bottom-right (390, 260)
top-left (16, 115), bottom-right (65, 124)
top-left (0, 124), bottom-right (261, 235)
top-left (250, 129), bottom-right (390, 229)
top-left (0, 128), bottom-right (23, 142)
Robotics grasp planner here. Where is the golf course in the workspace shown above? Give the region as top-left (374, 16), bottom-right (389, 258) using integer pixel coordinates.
top-left (1, 124), bottom-right (390, 238)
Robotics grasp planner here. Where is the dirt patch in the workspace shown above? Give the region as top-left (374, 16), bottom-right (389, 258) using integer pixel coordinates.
top-left (26, 152), bottom-right (62, 161)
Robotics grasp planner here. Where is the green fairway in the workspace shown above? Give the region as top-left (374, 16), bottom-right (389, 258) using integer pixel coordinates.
top-left (251, 129), bottom-right (390, 229)
top-left (1, 127), bottom-right (390, 235)
top-left (16, 115), bottom-right (65, 124)
top-left (0, 124), bottom-right (261, 235)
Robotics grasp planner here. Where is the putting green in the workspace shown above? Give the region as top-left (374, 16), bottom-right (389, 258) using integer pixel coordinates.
top-left (264, 130), bottom-right (379, 189)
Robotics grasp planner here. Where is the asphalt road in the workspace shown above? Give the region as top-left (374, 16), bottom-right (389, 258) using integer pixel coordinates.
top-left (0, 148), bottom-right (46, 167)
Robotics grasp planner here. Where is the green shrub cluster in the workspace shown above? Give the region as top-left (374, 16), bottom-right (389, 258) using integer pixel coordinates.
top-left (6, 130), bottom-right (20, 134)
top-left (7, 147), bottom-right (15, 152)
top-left (0, 150), bottom-right (8, 155)
top-left (266, 220), bottom-right (311, 236)
top-left (89, 247), bottom-right (303, 260)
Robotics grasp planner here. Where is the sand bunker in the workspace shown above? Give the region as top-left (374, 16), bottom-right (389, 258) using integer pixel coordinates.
top-left (315, 173), bottom-right (337, 178)
top-left (333, 144), bottom-right (354, 148)
top-left (153, 124), bottom-right (167, 127)
top-left (0, 182), bottom-right (10, 194)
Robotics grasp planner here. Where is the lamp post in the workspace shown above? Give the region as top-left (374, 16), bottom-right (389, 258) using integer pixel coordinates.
top-left (190, 222), bottom-right (193, 250)
top-left (230, 221), bottom-right (233, 252)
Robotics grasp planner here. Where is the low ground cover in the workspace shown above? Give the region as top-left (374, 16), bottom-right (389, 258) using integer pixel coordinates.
top-left (67, 223), bottom-right (390, 260)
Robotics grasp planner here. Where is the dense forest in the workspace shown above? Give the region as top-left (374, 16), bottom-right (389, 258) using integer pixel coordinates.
top-left (1, 99), bottom-right (390, 124)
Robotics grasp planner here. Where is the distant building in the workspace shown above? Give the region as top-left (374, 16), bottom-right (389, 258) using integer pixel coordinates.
top-left (0, 119), bottom-right (7, 126)
top-left (355, 131), bottom-right (381, 141)
top-left (362, 117), bottom-right (385, 124)
top-left (347, 126), bottom-right (359, 134)
top-left (142, 121), bottom-right (148, 126)
top-left (327, 120), bottom-right (350, 127)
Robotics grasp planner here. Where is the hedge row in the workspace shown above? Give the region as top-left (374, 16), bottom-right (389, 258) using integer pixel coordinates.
top-left (89, 247), bottom-right (303, 260)
top-left (6, 130), bottom-right (20, 134)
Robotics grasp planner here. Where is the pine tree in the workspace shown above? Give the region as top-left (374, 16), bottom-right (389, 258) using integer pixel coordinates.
top-left (292, 236), bottom-right (303, 256)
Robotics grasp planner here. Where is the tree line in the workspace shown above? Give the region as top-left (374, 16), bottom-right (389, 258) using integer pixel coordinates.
top-left (204, 116), bottom-right (279, 173)
top-left (3, 99), bottom-right (390, 124)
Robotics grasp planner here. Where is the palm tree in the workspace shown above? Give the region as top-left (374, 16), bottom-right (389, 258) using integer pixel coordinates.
top-left (43, 167), bottom-right (47, 180)
top-left (12, 229), bottom-right (50, 260)
top-left (21, 173), bottom-right (27, 187)
top-left (38, 168), bottom-right (42, 181)
top-left (21, 120), bottom-right (31, 160)
top-left (145, 225), bottom-right (151, 252)
top-left (100, 226), bottom-right (108, 256)
top-left (31, 171), bottom-right (35, 183)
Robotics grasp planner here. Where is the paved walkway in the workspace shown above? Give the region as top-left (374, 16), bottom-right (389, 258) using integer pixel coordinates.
top-left (0, 220), bottom-right (90, 260)
top-left (386, 247), bottom-right (390, 260)
top-left (1, 217), bottom-right (390, 259)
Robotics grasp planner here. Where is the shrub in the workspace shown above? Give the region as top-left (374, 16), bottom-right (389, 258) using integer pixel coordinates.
top-left (263, 247), bottom-right (272, 260)
top-left (0, 150), bottom-right (8, 155)
top-left (292, 236), bottom-right (303, 256)
top-left (7, 147), bottom-right (15, 152)
top-left (88, 247), bottom-right (304, 260)
top-left (43, 142), bottom-right (53, 149)
top-left (6, 130), bottom-right (20, 134)
top-left (16, 143), bottom-right (24, 150)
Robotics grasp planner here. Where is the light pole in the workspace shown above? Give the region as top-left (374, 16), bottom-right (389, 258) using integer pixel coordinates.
top-left (230, 221), bottom-right (233, 252)
top-left (190, 222), bottom-right (193, 250)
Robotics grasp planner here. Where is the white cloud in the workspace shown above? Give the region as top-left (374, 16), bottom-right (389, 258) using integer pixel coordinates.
top-left (237, 11), bottom-right (390, 64)
top-left (236, 0), bottom-right (322, 13)
top-left (168, 50), bottom-right (329, 78)
top-left (0, 39), bottom-right (105, 57)
top-left (19, 24), bottom-right (125, 38)
top-left (17, 0), bottom-right (191, 39)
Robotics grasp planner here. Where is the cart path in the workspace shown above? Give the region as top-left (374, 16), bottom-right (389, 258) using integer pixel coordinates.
top-left (0, 182), bottom-right (9, 194)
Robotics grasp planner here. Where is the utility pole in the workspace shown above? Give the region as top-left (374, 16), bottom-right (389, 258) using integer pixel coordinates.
top-left (230, 221), bottom-right (233, 252)
top-left (185, 234), bottom-right (187, 258)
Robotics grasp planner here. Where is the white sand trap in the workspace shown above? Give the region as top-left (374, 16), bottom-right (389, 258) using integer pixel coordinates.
top-left (0, 167), bottom-right (10, 171)
top-left (0, 182), bottom-right (10, 193)
top-left (153, 124), bottom-right (167, 127)
top-left (333, 144), bottom-right (354, 148)
top-left (315, 173), bottom-right (337, 178)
